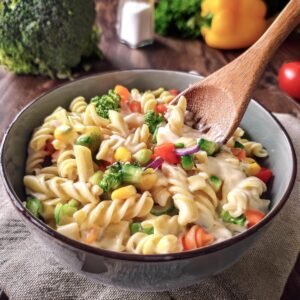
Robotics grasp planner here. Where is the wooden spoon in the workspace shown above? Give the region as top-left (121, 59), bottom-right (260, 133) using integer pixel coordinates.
top-left (174, 0), bottom-right (300, 143)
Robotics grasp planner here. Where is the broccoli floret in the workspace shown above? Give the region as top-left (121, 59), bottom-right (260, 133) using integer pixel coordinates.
top-left (100, 162), bottom-right (123, 192)
top-left (155, 0), bottom-right (202, 38)
top-left (0, 0), bottom-right (101, 78)
top-left (91, 90), bottom-right (121, 119)
top-left (144, 110), bottom-right (164, 134)
top-left (99, 162), bottom-right (145, 192)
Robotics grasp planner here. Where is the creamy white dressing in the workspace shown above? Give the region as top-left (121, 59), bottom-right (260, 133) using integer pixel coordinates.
top-left (156, 125), bottom-right (181, 145)
top-left (197, 156), bottom-right (246, 202)
top-left (208, 222), bottom-right (233, 244)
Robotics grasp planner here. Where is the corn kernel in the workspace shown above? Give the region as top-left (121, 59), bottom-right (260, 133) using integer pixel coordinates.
top-left (114, 146), bottom-right (132, 162)
top-left (73, 210), bottom-right (87, 225)
top-left (245, 162), bottom-right (261, 176)
top-left (137, 173), bottom-right (158, 191)
top-left (111, 185), bottom-right (137, 200)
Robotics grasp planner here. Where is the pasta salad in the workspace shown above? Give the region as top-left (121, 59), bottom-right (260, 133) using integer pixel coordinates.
top-left (23, 85), bottom-right (273, 254)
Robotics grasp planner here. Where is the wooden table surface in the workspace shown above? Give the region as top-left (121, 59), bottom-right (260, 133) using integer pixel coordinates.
top-left (0, 0), bottom-right (299, 299)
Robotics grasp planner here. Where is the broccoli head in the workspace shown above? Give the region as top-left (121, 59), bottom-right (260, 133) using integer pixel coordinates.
top-left (0, 0), bottom-right (100, 78)
top-left (91, 90), bottom-right (121, 119)
top-left (155, 0), bottom-right (202, 38)
top-left (100, 163), bottom-right (123, 193)
top-left (144, 110), bottom-right (164, 134)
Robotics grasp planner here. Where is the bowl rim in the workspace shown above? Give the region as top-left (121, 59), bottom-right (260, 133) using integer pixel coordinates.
top-left (0, 69), bottom-right (297, 262)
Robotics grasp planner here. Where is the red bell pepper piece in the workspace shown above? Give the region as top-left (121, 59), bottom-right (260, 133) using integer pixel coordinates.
top-left (153, 143), bottom-right (180, 164)
top-left (128, 101), bottom-right (142, 113)
top-left (255, 168), bottom-right (273, 183)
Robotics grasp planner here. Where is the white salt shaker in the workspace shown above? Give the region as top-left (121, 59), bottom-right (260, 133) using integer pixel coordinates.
top-left (117, 0), bottom-right (154, 49)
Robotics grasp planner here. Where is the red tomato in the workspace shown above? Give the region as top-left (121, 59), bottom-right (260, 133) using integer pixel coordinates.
top-left (153, 143), bottom-right (180, 164)
top-left (44, 140), bottom-right (55, 155)
top-left (169, 89), bottom-right (179, 96)
top-left (278, 62), bottom-right (300, 100)
top-left (255, 168), bottom-right (273, 183)
top-left (156, 104), bottom-right (167, 114)
top-left (245, 209), bottom-right (265, 228)
top-left (128, 101), bottom-right (142, 113)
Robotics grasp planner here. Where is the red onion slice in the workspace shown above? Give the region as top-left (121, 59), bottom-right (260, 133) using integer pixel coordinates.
top-left (175, 144), bottom-right (200, 156)
top-left (146, 157), bottom-right (164, 170)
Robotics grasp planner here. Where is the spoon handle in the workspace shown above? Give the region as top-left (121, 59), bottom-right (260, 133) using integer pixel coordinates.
top-left (206, 0), bottom-right (300, 101)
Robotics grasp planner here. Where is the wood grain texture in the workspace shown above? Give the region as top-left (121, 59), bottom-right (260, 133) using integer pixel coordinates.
top-left (0, 1), bottom-right (299, 299)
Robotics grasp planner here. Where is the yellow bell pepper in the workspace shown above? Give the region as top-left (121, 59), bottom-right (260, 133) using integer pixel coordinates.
top-left (201, 0), bottom-right (268, 49)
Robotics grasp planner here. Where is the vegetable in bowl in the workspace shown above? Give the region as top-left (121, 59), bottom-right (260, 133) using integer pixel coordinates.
top-left (0, 0), bottom-right (100, 78)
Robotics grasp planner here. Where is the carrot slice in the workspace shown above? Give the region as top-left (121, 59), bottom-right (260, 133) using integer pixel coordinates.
top-left (115, 85), bottom-right (130, 103)
top-left (195, 226), bottom-right (214, 247)
top-left (231, 148), bottom-right (246, 160)
top-left (183, 225), bottom-right (198, 250)
top-left (245, 209), bottom-right (265, 228)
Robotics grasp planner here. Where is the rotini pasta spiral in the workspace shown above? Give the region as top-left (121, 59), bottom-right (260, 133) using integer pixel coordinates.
top-left (83, 103), bottom-right (110, 135)
top-left (167, 96), bottom-right (186, 136)
top-left (44, 107), bottom-right (68, 125)
top-left (226, 127), bottom-right (245, 147)
top-left (69, 96), bottom-right (88, 113)
top-left (140, 92), bottom-right (157, 113)
top-left (142, 215), bottom-right (183, 236)
top-left (238, 139), bottom-right (268, 157)
top-left (24, 174), bottom-right (102, 204)
top-left (35, 166), bottom-right (59, 176)
top-left (223, 177), bottom-right (268, 218)
top-left (108, 110), bottom-right (129, 137)
top-left (188, 173), bottom-right (218, 229)
top-left (123, 124), bottom-right (150, 153)
top-left (162, 163), bottom-right (199, 226)
top-left (150, 170), bottom-right (171, 206)
top-left (96, 135), bottom-right (124, 161)
top-left (26, 149), bottom-right (49, 174)
top-left (126, 233), bottom-right (181, 254)
top-left (57, 149), bottom-right (77, 180)
top-left (77, 191), bottom-right (153, 229)
top-left (158, 90), bottom-right (175, 104)
top-left (29, 123), bottom-right (54, 151)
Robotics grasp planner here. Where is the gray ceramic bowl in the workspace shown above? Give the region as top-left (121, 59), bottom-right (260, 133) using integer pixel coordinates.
top-left (0, 70), bottom-right (297, 291)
